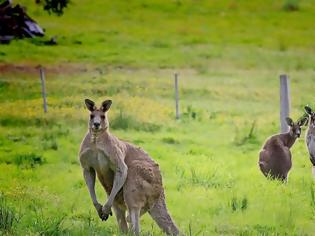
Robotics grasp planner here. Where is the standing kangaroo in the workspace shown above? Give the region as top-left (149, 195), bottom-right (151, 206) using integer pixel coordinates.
top-left (79, 99), bottom-right (179, 235)
top-left (259, 117), bottom-right (306, 181)
top-left (304, 105), bottom-right (315, 177)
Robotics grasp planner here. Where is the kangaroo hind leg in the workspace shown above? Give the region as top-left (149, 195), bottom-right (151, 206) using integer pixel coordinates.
top-left (113, 205), bottom-right (128, 234)
top-left (129, 207), bottom-right (141, 236)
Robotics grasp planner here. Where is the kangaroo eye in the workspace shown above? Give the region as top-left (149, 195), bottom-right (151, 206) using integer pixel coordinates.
top-left (90, 114), bottom-right (94, 119)
top-left (101, 115), bottom-right (105, 119)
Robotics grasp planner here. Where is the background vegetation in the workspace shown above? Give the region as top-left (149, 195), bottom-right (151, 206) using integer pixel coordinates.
top-left (1, 0), bottom-right (315, 235)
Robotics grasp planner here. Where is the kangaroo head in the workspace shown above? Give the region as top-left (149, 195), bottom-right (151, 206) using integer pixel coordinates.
top-left (85, 99), bottom-right (112, 132)
top-left (285, 117), bottom-right (303, 138)
top-left (304, 105), bottom-right (315, 127)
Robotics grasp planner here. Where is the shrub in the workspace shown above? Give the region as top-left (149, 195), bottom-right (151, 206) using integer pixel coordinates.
top-left (13, 153), bottom-right (45, 169)
top-left (230, 196), bottom-right (248, 212)
top-left (182, 105), bottom-right (198, 120)
top-left (283, 0), bottom-right (300, 11)
top-left (162, 137), bottom-right (179, 144)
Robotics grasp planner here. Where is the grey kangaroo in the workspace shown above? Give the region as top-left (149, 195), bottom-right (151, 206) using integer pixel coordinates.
top-left (259, 117), bottom-right (306, 182)
top-left (79, 99), bottom-right (179, 235)
top-left (304, 105), bottom-right (315, 177)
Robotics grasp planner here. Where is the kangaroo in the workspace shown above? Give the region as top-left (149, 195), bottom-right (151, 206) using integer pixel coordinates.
top-left (304, 105), bottom-right (315, 177)
top-left (79, 99), bottom-right (179, 235)
top-left (258, 117), bottom-right (306, 182)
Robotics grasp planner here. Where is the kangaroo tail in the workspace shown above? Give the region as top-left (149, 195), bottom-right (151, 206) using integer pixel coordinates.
top-left (149, 190), bottom-right (179, 235)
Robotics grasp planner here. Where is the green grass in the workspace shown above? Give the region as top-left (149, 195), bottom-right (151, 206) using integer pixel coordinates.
top-left (0, 194), bottom-right (17, 233)
top-left (1, 0), bottom-right (315, 235)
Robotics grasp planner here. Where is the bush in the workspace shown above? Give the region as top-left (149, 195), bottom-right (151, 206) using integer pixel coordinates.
top-left (230, 196), bottom-right (248, 212)
top-left (283, 0), bottom-right (300, 11)
top-left (12, 153), bottom-right (45, 169)
top-left (162, 137), bottom-right (179, 144)
top-left (41, 0), bottom-right (70, 16)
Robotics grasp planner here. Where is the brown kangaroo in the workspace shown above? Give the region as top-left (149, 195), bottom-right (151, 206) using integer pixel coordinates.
top-left (79, 99), bottom-right (179, 235)
top-left (258, 117), bottom-right (306, 182)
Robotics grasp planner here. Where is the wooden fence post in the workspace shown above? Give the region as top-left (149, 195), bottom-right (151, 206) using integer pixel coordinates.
top-left (174, 73), bottom-right (179, 119)
top-left (39, 66), bottom-right (47, 113)
top-left (280, 74), bottom-right (290, 132)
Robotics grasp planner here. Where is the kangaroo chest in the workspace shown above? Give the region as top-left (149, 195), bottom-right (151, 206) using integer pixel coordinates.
top-left (90, 147), bottom-right (114, 171)
top-left (84, 146), bottom-right (117, 190)
top-left (81, 143), bottom-right (114, 174)
top-left (307, 134), bottom-right (315, 164)
top-left (309, 138), bottom-right (315, 150)
top-left (307, 134), bottom-right (315, 152)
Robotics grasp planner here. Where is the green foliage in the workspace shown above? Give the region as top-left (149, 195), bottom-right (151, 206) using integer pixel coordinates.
top-left (111, 110), bottom-right (160, 132)
top-left (42, 0), bottom-right (70, 16)
top-left (0, 81), bottom-right (8, 91)
top-left (31, 213), bottom-right (66, 235)
top-left (230, 196), bottom-right (248, 212)
top-left (234, 120), bottom-right (258, 146)
top-left (182, 106), bottom-right (198, 121)
top-left (42, 133), bottom-right (58, 150)
top-left (1, 0), bottom-right (315, 69)
top-left (1, 0), bottom-right (315, 235)
top-left (0, 195), bottom-right (16, 233)
top-left (13, 153), bottom-right (45, 168)
top-left (175, 166), bottom-right (234, 191)
top-left (162, 137), bottom-right (179, 144)
top-left (283, 0), bottom-right (300, 11)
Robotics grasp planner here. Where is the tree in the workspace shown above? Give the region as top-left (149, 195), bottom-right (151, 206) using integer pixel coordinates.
top-left (36, 0), bottom-right (70, 16)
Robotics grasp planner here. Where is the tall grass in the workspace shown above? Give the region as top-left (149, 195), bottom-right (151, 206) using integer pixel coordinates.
top-left (13, 153), bottom-right (45, 169)
top-left (111, 110), bottom-right (160, 132)
top-left (0, 195), bottom-right (16, 233)
top-left (31, 214), bottom-right (66, 235)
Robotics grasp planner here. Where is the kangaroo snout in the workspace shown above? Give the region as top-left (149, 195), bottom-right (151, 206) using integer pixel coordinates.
top-left (296, 132), bottom-right (301, 138)
top-left (93, 122), bottom-right (100, 129)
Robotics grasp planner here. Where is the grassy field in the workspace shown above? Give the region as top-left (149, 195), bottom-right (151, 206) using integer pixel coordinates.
top-left (1, 0), bottom-right (315, 235)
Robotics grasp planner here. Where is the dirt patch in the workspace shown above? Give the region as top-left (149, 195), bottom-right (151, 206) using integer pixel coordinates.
top-left (0, 63), bottom-right (88, 75)
top-left (0, 63), bottom-right (200, 77)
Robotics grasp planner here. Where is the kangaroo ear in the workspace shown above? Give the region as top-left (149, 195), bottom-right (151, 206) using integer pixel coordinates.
top-left (285, 117), bottom-right (294, 127)
top-left (85, 99), bottom-right (96, 112)
top-left (303, 117), bottom-right (309, 126)
top-left (298, 115), bottom-right (309, 126)
top-left (305, 105), bottom-right (313, 115)
top-left (101, 100), bottom-right (112, 112)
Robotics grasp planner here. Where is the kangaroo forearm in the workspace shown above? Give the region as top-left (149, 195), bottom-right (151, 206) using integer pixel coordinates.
top-left (107, 165), bottom-right (128, 205)
top-left (83, 168), bottom-right (99, 205)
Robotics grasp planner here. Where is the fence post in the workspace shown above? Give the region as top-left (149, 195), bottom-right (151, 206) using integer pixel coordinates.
top-left (174, 73), bottom-right (179, 119)
top-left (280, 74), bottom-right (290, 132)
top-left (39, 66), bottom-right (47, 113)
